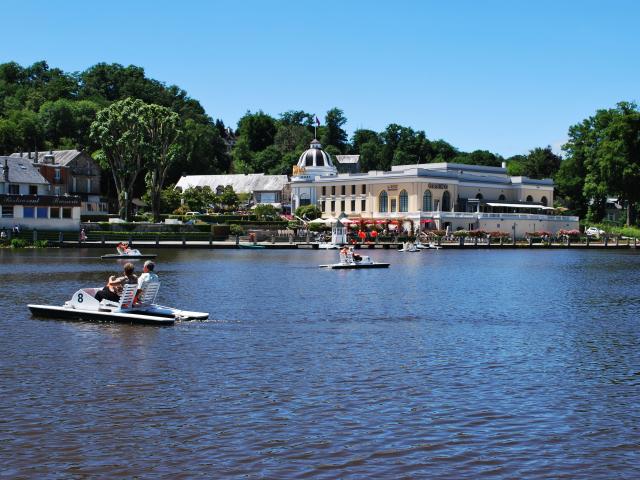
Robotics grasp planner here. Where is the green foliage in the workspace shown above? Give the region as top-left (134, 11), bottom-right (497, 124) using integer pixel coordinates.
top-left (506, 146), bottom-right (561, 179)
top-left (217, 185), bottom-right (239, 212)
top-left (181, 186), bottom-right (217, 212)
top-left (253, 204), bottom-right (280, 220)
top-left (229, 224), bottom-right (245, 235)
top-left (320, 107), bottom-right (348, 153)
top-left (33, 239), bottom-right (49, 248)
top-left (10, 238), bottom-right (28, 248)
top-left (295, 204), bottom-right (321, 220)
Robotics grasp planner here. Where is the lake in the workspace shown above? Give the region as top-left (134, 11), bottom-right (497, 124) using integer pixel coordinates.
top-left (1, 248), bottom-right (639, 478)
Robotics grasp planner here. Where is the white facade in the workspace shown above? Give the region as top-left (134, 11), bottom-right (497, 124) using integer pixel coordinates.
top-left (291, 151), bottom-right (579, 237)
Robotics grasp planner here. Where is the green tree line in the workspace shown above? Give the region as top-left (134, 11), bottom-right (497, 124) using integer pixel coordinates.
top-left (2, 61), bottom-right (639, 225)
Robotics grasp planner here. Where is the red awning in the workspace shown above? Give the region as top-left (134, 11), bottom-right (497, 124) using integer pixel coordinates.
top-left (421, 219), bottom-right (433, 223)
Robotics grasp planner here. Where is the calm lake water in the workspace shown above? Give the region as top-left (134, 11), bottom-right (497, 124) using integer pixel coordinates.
top-left (1, 247), bottom-right (640, 478)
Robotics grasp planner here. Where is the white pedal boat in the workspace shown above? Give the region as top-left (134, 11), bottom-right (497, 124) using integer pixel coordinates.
top-left (317, 242), bottom-right (340, 249)
top-left (101, 248), bottom-right (157, 260)
top-left (320, 253), bottom-right (390, 269)
top-left (415, 241), bottom-right (442, 250)
top-left (398, 242), bottom-right (420, 252)
top-left (28, 282), bottom-right (208, 326)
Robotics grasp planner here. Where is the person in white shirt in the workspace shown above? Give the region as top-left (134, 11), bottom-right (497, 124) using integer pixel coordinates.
top-left (134, 260), bottom-right (159, 304)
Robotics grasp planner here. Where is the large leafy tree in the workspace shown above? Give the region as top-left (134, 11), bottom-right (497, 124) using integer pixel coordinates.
top-left (90, 98), bottom-right (149, 220)
top-left (236, 110), bottom-right (277, 152)
top-left (143, 104), bottom-right (181, 223)
top-left (506, 146), bottom-right (561, 179)
top-left (321, 107), bottom-right (348, 152)
top-left (583, 102), bottom-right (640, 225)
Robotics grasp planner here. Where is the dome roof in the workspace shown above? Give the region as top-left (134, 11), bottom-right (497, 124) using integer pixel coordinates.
top-left (297, 139), bottom-right (335, 169)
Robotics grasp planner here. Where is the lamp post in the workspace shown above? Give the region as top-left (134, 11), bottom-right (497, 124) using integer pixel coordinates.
top-left (124, 191), bottom-right (128, 221)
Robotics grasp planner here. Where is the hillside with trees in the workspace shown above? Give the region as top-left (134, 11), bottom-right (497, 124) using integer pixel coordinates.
top-left (2, 61), bottom-right (639, 225)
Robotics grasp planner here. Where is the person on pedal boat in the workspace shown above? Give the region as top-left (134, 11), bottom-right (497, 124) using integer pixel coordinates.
top-left (95, 262), bottom-right (138, 302)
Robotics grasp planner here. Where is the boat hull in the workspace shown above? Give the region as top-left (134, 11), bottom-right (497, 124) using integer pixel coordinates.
top-left (28, 304), bottom-right (174, 325)
top-left (319, 263), bottom-right (390, 269)
top-left (100, 254), bottom-right (158, 259)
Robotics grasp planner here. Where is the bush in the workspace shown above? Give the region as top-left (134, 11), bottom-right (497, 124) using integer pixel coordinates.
top-left (229, 224), bottom-right (245, 235)
top-left (33, 240), bottom-right (49, 248)
top-left (452, 230), bottom-right (469, 238)
top-left (11, 238), bottom-right (28, 248)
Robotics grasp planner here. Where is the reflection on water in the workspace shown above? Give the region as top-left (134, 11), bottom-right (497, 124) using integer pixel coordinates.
top-left (1, 248), bottom-right (640, 478)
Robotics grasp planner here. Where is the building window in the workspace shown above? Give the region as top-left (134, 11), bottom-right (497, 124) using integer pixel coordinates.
top-left (321, 201), bottom-right (326, 212)
top-left (50, 207), bottom-right (60, 218)
top-left (322, 186), bottom-right (326, 196)
top-left (442, 191), bottom-right (451, 211)
top-left (23, 207), bottom-right (35, 218)
top-left (351, 185), bottom-right (356, 195)
top-left (379, 191), bottom-right (388, 213)
top-left (423, 190), bottom-right (432, 211)
top-left (29, 185), bottom-right (38, 195)
top-left (351, 200), bottom-right (356, 211)
top-left (541, 196), bottom-right (548, 206)
top-left (499, 194), bottom-right (506, 201)
top-left (8, 184), bottom-right (19, 194)
top-left (54, 168), bottom-right (61, 181)
top-left (330, 201), bottom-right (335, 212)
top-left (37, 207), bottom-right (48, 218)
top-left (331, 186), bottom-right (336, 195)
top-left (361, 185), bottom-right (366, 194)
top-left (2, 206), bottom-right (14, 218)
top-left (341, 185), bottom-right (345, 195)
top-left (340, 200), bottom-right (345, 212)
top-left (54, 186), bottom-right (61, 195)
top-left (390, 198), bottom-right (397, 213)
top-left (399, 190), bottom-right (408, 212)
top-left (361, 199), bottom-right (366, 211)
top-left (62, 208), bottom-right (72, 219)
top-left (526, 195), bottom-right (533, 202)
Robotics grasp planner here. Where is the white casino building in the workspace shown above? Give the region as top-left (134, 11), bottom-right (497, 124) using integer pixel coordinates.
top-left (290, 140), bottom-right (578, 238)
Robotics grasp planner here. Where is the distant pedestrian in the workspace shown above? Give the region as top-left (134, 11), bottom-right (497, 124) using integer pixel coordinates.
top-left (79, 228), bottom-right (87, 242)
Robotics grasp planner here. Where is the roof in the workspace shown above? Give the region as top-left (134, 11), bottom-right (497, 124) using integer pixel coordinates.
top-left (0, 156), bottom-right (49, 184)
top-left (486, 202), bottom-right (554, 210)
top-left (335, 155), bottom-right (360, 164)
top-left (10, 150), bottom-right (83, 166)
top-left (175, 174), bottom-right (288, 193)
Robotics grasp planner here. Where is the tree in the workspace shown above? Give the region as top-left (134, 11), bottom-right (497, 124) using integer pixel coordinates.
top-left (236, 110), bottom-right (277, 152)
top-left (253, 203), bottom-right (279, 220)
top-left (321, 108), bottom-right (348, 152)
top-left (295, 204), bottom-right (321, 220)
top-left (143, 103), bottom-right (181, 223)
top-left (90, 98), bottom-right (149, 220)
top-left (583, 102), bottom-right (640, 225)
top-left (218, 185), bottom-right (239, 212)
top-left (508, 146), bottom-right (561, 179)
top-left (182, 186), bottom-right (217, 212)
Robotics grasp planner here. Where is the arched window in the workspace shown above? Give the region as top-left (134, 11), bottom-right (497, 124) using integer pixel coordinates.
top-left (541, 196), bottom-right (548, 206)
top-left (378, 191), bottom-right (388, 213)
top-left (422, 190), bottom-right (432, 211)
top-left (499, 194), bottom-right (506, 201)
top-left (476, 193), bottom-right (483, 200)
top-left (442, 191), bottom-right (451, 211)
top-left (526, 195), bottom-right (533, 202)
top-left (399, 190), bottom-right (408, 212)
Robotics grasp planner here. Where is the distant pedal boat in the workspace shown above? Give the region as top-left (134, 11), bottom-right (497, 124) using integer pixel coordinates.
top-left (320, 253), bottom-right (390, 269)
top-left (28, 283), bottom-right (208, 325)
top-left (101, 244), bottom-right (157, 259)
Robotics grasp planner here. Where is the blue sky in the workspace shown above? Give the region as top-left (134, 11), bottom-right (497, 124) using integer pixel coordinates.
top-left (3, 0), bottom-right (639, 157)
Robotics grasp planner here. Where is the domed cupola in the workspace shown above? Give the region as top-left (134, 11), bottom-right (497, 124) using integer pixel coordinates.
top-left (293, 139), bottom-right (337, 178)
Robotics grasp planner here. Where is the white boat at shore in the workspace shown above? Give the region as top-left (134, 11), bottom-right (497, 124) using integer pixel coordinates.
top-left (28, 283), bottom-right (208, 325)
top-left (398, 242), bottom-right (420, 252)
top-left (317, 242), bottom-right (341, 249)
top-left (415, 241), bottom-right (442, 250)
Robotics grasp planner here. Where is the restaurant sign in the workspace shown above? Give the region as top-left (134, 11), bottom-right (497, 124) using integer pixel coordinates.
top-left (427, 183), bottom-right (448, 190)
top-left (0, 194), bottom-right (81, 207)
